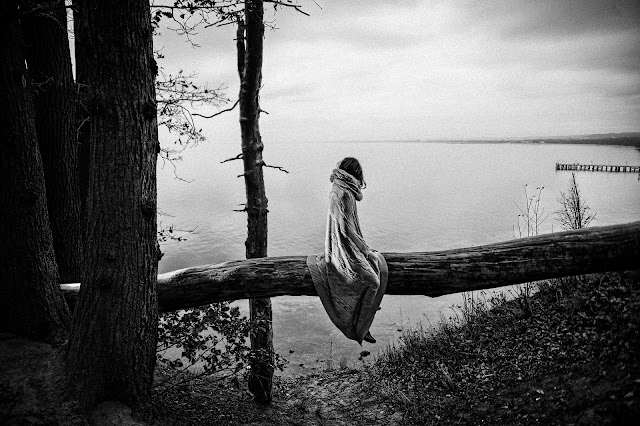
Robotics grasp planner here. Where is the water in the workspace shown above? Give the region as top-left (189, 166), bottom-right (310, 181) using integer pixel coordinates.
top-left (158, 141), bottom-right (640, 374)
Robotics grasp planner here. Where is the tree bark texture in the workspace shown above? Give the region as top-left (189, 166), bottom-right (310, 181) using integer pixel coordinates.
top-left (238, 0), bottom-right (274, 404)
top-left (61, 221), bottom-right (640, 312)
top-left (0, 0), bottom-right (71, 344)
top-left (72, 0), bottom-right (91, 220)
top-left (22, 0), bottom-right (82, 283)
top-left (65, 0), bottom-right (159, 411)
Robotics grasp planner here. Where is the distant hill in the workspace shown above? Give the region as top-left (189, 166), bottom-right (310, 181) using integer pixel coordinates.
top-left (417, 133), bottom-right (640, 147)
top-left (517, 133), bottom-right (640, 148)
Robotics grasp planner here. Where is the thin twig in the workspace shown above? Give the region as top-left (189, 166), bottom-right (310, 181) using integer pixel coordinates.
top-left (192, 100), bottom-right (239, 118)
top-left (265, 0), bottom-right (310, 16)
top-left (221, 153), bottom-right (243, 164)
top-left (262, 162), bottom-right (289, 173)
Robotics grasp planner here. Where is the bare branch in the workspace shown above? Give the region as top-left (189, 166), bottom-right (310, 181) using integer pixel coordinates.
top-left (152, 0), bottom-right (242, 32)
top-left (156, 68), bottom-right (229, 148)
top-left (157, 220), bottom-right (198, 243)
top-left (262, 161), bottom-right (289, 173)
top-left (265, 0), bottom-right (310, 16)
top-left (192, 99), bottom-right (239, 119)
top-left (158, 150), bottom-right (194, 183)
top-left (221, 153), bottom-right (243, 164)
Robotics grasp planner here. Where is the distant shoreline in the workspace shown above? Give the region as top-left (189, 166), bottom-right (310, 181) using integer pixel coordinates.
top-left (332, 133), bottom-right (640, 148)
top-left (433, 135), bottom-right (640, 148)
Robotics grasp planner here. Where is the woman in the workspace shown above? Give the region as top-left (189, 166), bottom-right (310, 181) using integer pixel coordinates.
top-left (307, 157), bottom-right (388, 344)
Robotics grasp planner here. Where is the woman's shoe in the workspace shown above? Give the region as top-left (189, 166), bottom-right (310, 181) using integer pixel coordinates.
top-left (363, 331), bottom-right (376, 344)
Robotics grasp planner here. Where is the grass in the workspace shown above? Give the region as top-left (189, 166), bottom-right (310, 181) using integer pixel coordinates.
top-left (368, 271), bottom-right (640, 425)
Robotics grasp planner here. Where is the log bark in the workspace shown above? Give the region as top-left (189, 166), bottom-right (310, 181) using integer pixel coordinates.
top-left (61, 221), bottom-right (640, 312)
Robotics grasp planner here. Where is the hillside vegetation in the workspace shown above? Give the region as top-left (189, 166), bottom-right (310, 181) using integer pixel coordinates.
top-left (150, 271), bottom-right (639, 425)
top-left (370, 271), bottom-right (639, 425)
top-left (2, 272), bottom-right (638, 424)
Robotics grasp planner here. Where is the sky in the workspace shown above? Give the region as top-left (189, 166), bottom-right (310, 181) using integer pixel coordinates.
top-left (155, 0), bottom-right (640, 144)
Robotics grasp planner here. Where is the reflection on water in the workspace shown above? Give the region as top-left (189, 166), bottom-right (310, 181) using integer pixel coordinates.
top-left (158, 141), bottom-right (640, 374)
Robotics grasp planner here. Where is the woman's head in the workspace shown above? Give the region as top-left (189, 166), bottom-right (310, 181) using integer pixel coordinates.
top-left (339, 157), bottom-right (366, 188)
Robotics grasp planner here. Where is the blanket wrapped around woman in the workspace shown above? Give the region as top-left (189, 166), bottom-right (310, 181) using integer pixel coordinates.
top-left (307, 167), bottom-right (388, 344)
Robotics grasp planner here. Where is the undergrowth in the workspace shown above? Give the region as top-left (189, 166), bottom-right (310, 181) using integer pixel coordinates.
top-left (370, 272), bottom-right (640, 425)
top-left (154, 303), bottom-right (287, 394)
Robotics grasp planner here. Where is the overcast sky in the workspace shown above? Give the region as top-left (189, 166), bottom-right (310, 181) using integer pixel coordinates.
top-left (156, 0), bottom-right (640, 144)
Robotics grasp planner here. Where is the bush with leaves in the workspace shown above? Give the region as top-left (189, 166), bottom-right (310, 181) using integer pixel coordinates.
top-left (157, 303), bottom-right (250, 375)
top-left (156, 303), bottom-right (287, 387)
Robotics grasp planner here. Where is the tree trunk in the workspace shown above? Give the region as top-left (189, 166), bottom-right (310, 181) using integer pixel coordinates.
top-left (0, 0), bottom-right (71, 344)
top-left (72, 0), bottom-right (91, 220)
top-left (237, 0), bottom-right (274, 404)
top-left (65, 0), bottom-right (159, 412)
top-left (22, 0), bottom-right (82, 283)
top-left (60, 221), bottom-right (640, 311)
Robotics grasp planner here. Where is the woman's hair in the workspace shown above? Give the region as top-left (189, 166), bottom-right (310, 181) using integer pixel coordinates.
top-left (339, 157), bottom-right (366, 188)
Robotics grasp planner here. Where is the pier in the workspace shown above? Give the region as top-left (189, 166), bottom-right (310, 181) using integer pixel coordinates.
top-left (556, 163), bottom-right (640, 173)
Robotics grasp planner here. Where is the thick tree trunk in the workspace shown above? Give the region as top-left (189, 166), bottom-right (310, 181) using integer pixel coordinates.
top-left (72, 0), bottom-right (91, 220)
top-left (61, 221), bottom-right (640, 312)
top-left (238, 0), bottom-right (274, 404)
top-left (65, 0), bottom-right (159, 412)
top-left (22, 0), bottom-right (82, 283)
top-left (0, 0), bottom-right (71, 344)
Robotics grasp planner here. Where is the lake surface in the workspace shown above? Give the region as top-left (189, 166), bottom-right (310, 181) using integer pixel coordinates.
top-left (158, 141), bottom-right (640, 374)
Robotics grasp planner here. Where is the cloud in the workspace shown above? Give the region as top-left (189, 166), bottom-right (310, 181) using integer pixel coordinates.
top-left (483, 0), bottom-right (640, 39)
top-left (155, 0), bottom-right (640, 142)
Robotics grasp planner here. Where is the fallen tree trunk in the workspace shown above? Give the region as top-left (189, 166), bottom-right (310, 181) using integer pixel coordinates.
top-left (61, 221), bottom-right (640, 312)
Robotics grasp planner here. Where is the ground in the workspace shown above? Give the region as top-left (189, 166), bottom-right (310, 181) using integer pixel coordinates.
top-left (152, 367), bottom-right (404, 425)
top-left (1, 271), bottom-right (638, 425)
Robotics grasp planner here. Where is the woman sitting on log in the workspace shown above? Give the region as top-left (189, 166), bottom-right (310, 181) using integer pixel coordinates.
top-left (307, 157), bottom-right (388, 344)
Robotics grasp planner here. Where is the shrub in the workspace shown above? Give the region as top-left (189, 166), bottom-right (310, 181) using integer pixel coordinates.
top-left (155, 302), bottom-right (286, 389)
top-left (555, 172), bottom-right (595, 230)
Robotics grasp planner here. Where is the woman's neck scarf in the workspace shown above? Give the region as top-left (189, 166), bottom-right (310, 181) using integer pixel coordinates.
top-left (330, 167), bottom-right (363, 201)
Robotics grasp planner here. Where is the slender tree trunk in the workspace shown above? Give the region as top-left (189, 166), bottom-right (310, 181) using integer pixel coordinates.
top-left (22, 0), bottom-right (82, 283)
top-left (65, 0), bottom-right (159, 411)
top-left (237, 0), bottom-right (274, 403)
top-left (0, 0), bottom-right (71, 344)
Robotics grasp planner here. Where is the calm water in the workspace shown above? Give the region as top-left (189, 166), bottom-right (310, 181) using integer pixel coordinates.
top-left (158, 141), bottom-right (640, 374)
